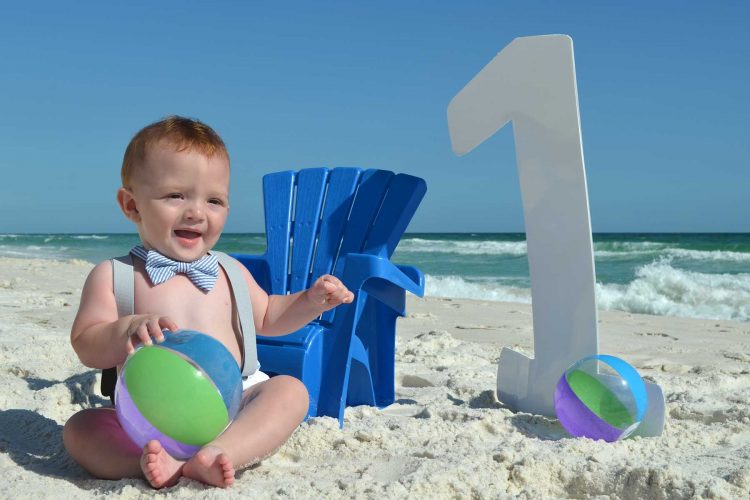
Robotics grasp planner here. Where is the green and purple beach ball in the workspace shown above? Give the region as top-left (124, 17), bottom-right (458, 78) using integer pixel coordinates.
top-left (115, 330), bottom-right (242, 459)
top-left (554, 354), bottom-right (647, 442)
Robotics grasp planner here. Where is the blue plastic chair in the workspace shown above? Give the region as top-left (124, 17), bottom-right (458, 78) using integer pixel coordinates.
top-left (231, 167), bottom-right (426, 426)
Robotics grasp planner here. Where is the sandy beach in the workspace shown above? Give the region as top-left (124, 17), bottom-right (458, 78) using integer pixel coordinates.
top-left (1, 256), bottom-right (749, 499)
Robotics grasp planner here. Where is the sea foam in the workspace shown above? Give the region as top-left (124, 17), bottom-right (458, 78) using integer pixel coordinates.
top-left (425, 274), bottom-right (531, 303)
top-left (398, 238), bottom-right (527, 256)
top-left (424, 260), bottom-right (750, 322)
top-left (596, 260), bottom-right (750, 321)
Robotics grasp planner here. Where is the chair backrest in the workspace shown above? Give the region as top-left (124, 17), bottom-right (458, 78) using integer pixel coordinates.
top-left (262, 167), bottom-right (426, 321)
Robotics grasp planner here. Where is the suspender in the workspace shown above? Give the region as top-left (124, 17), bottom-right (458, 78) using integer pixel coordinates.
top-left (214, 251), bottom-right (258, 376)
top-left (112, 255), bottom-right (134, 318)
top-left (110, 251), bottom-right (258, 377)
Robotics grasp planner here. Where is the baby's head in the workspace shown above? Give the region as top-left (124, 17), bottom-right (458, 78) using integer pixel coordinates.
top-left (121, 116), bottom-right (229, 190)
top-left (118, 116), bottom-right (231, 262)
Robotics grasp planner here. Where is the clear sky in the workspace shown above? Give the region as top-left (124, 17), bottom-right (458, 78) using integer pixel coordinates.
top-left (1, 1), bottom-right (748, 233)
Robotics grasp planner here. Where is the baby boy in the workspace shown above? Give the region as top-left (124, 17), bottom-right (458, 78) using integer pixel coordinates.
top-left (63, 116), bottom-right (353, 488)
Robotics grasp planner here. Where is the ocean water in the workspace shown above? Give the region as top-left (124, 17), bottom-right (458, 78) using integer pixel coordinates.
top-left (2, 233), bottom-right (749, 322)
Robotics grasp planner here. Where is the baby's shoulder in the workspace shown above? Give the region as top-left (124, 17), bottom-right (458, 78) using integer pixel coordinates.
top-left (87, 259), bottom-right (114, 281)
top-left (84, 260), bottom-right (112, 291)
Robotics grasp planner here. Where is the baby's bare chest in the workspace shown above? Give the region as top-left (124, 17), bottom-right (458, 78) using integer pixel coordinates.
top-left (132, 270), bottom-right (241, 365)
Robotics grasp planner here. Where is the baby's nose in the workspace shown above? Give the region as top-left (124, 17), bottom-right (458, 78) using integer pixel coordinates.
top-left (184, 202), bottom-right (205, 220)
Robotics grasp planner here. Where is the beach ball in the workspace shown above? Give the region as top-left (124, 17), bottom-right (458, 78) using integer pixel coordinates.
top-left (553, 354), bottom-right (647, 442)
top-left (115, 330), bottom-right (242, 459)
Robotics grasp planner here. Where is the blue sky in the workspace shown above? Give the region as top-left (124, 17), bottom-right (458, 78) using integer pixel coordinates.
top-left (1, 1), bottom-right (748, 233)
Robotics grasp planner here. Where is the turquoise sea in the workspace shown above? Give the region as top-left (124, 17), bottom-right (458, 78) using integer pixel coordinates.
top-left (2, 233), bottom-right (749, 322)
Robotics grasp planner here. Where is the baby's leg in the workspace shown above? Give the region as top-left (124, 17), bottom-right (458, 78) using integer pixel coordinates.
top-left (183, 375), bottom-right (309, 487)
top-left (62, 408), bottom-right (184, 488)
top-left (63, 408), bottom-right (142, 478)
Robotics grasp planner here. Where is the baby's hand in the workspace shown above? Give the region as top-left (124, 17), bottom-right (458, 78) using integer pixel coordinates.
top-left (124, 314), bottom-right (178, 354)
top-left (307, 275), bottom-right (354, 311)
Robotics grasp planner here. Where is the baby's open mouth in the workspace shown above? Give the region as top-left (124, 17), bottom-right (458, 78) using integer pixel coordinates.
top-left (174, 229), bottom-right (201, 240)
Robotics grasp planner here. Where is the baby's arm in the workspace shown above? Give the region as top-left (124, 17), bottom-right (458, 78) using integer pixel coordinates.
top-left (70, 261), bottom-right (177, 368)
top-left (239, 264), bottom-right (354, 337)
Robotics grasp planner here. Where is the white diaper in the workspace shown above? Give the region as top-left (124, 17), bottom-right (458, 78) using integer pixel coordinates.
top-left (242, 370), bottom-right (270, 391)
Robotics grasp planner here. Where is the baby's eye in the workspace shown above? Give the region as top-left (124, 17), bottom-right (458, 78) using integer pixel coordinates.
top-left (208, 198), bottom-right (226, 206)
top-left (167, 193), bottom-right (184, 200)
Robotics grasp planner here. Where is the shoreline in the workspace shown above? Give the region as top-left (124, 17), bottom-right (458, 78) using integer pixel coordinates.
top-left (3, 232), bottom-right (750, 323)
top-left (1, 257), bottom-right (749, 498)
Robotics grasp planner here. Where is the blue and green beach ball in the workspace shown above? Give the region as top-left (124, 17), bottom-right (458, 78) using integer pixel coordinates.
top-left (115, 330), bottom-right (242, 458)
top-left (554, 354), bottom-right (648, 442)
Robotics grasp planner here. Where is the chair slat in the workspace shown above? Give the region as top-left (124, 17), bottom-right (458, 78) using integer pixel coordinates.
top-left (289, 168), bottom-right (329, 292)
top-left (263, 171), bottom-right (295, 294)
top-left (311, 167), bottom-right (362, 282)
top-left (362, 174), bottom-right (427, 257)
top-left (315, 168), bottom-right (362, 323)
top-left (334, 169), bottom-right (393, 273)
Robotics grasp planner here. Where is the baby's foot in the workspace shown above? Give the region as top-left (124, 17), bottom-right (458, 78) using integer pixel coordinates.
top-left (140, 440), bottom-right (185, 489)
top-left (183, 445), bottom-right (235, 488)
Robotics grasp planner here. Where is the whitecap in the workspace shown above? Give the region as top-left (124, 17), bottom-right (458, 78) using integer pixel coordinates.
top-left (665, 248), bottom-right (750, 262)
top-left (596, 260), bottom-right (750, 321)
top-left (424, 274), bottom-right (531, 303)
top-left (397, 238), bottom-right (527, 256)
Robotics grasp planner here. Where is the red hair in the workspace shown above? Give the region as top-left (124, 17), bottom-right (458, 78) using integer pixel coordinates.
top-left (121, 115), bottom-right (228, 188)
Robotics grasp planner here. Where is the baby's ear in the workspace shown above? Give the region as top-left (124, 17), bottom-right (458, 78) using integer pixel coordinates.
top-left (116, 188), bottom-right (140, 222)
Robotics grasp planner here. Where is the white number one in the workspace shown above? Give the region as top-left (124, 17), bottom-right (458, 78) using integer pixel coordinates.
top-left (447, 35), bottom-right (664, 437)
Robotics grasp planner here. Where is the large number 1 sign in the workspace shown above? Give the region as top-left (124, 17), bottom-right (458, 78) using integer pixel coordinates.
top-left (447, 35), bottom-right (664, 436)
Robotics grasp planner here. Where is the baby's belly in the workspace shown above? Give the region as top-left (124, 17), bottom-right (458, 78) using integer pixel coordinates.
top-left (133, 277), bottom-right (243, 368)
top-left (166, 315), bottom-right (242, 368)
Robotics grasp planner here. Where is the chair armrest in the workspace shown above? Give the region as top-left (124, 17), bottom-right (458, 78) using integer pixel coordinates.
top-left (395, 264), bottom-right (425, 293)
top-left (338, 254), bottom-right (424, 315)
top-left (229, 253), bottom-right (271, 294)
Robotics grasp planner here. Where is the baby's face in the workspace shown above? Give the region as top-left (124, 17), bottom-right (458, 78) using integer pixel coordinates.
top-left (127, 143), bottom-right (230, 262)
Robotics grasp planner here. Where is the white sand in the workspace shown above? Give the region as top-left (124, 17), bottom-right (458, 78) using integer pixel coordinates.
top-left (1, 257), bottom-right (749, 499)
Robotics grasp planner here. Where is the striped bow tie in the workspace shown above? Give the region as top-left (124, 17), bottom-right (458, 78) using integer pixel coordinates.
top-left (131, 246), bottom-right (219, 292)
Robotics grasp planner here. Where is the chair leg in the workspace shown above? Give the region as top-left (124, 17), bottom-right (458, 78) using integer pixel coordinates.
top-left (346, 336), bottom-right (376, 406)
top-left (353, 303), bottom-right (398, 408)
top-left (371, 310), bottom-right (398, 407)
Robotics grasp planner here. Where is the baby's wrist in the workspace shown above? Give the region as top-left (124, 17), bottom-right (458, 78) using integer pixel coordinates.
top-left (304, 289), bottom-right (327, 311)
